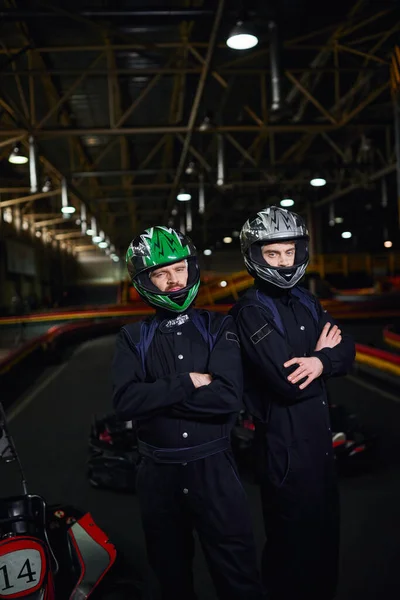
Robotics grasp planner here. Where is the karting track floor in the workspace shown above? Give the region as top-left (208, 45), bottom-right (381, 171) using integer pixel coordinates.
top-left (3, 334), bottom-right (400, 599)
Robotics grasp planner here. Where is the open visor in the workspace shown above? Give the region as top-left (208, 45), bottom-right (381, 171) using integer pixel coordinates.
top-left (249, 238), bottom-right (309, 270)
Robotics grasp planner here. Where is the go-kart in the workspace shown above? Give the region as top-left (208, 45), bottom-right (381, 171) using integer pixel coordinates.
top-left (231, 404), bottom-right (377, 473)
top-left (0, 403), bottom-right (142, 599)
top-left (87, 414), bottom-right (138, 493)
top-left (87, 403), bottom-right (377, 496)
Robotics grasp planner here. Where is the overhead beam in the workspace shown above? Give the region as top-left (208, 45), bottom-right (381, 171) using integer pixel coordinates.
top-left (34, 216), bottom-right (68, 227)
top-left (285, 71), bottom-right (338, 124)
top-left (315, 163), bottom-right (396, 207)
top-left (0, 189), bottom-right (60, 208)
top-left (189, 45), bottom-right (263, 126)
top-left (35, 52), bottom-right (104, 130)
top-left (1, 123), bottom-right (391, 137)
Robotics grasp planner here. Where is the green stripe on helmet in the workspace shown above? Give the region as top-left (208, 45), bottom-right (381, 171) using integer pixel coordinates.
top-left (143, 226), bottom-right (189, 268)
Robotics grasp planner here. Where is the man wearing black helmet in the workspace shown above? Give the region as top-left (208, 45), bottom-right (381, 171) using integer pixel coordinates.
top-left (112, 226), bottom-right (263, 600)
top-left (230, 207), bottom-right (355, 600)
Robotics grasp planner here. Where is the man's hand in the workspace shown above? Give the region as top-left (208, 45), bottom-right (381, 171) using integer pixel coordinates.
top-left (189, 373), bottom-right (212, 388)
top-left (315, 322), bottom-right (342, 351)
top-left (283, 357), bottom-right (323, 390)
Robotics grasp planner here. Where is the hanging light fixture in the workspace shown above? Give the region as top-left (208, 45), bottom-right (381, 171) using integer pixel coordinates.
top-left (93, 229), bottom-right (104, 243)
top-left (310, 176), bottom-right (326, 187)
top-left (177, 189), bottom-right (191, 202)
top-left (216, 134), bottom-right (225, 186)
top-left (42, 177), bottom-right (52, 193)
top-left (185, 162), bottom-right (196, 175)
top-left (198, 173), bottom-right (205, 214)
top-left (8, 143), bottom-right (28, 165)
top-left (80, 203), bottom-right (87, 234)
top-left (226, 21), bottom-right (258, 50)
top-left (280, 198), bottom-right (294, 208)
top-left (199, 112), bottom-right (214, 131)
top-left (186, 202), bottom-right (192, 232)
top-left (29, 136), bottom-right (38, 193)
top-left (60, 178), bottom-right (76, 214)
top-left (341, 231), bottom-right (352, 239)
top-left (86, 217), bottom-right (96, 236)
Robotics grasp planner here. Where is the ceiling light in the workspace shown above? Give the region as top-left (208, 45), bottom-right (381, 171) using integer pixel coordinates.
top-left (334, 217), bottom-right (343, 224)
top-left (226, 21), bottom-right (258, 50)
top-left (61, 206), bottom-right (76, 214)
top-left (341, 231), bottom-right (352, 239)
top-left (60, 177), bottom-right (76, 215)
top-left (185, 162), bottom-right (196, 175)
top-left (384, 240), bottom-right (393, 248)
top-left (42, 177), bottom-right (52, 193)
top-left (203, 249), bottom-right (212, 256)
top-left (177, 190), bottom-right (191, 202)
top-left (98, 241), bottom-right (108, 249)
top-left (35, 230), bottom-right (42, 238)
top-left (86, 228), bottom-right (94, 236)
top-left (111, 255), bottom-right (120, 262)
top-left (220, 280), bottom-right (228, 288)
top-left (92, 235), bottom-right (102, 243)
top-left (223, 236), bottom-right (233, 244)
top-left (199, 114), bottom-right (213, 132)
top-left (280, 198), bottom-right (294, 208)
top-left (8, 144), bottom-right (28, 165)
top-left (310, 177), bottom-right (326, 187)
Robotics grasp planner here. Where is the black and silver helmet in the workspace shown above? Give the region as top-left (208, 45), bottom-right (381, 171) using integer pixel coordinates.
top-left (240, 206), bottom-right (309, 289)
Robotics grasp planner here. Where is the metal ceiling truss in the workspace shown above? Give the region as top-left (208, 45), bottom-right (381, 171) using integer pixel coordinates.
top-left (0, 0), bottom-right (398, 252)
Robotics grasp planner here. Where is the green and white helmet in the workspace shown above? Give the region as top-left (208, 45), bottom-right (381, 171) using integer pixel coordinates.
top-left (126, 226), bottom-right (200, 312)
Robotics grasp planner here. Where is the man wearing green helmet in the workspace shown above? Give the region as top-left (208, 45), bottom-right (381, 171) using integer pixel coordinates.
top-left (112, 226), bottom-right (263, 600)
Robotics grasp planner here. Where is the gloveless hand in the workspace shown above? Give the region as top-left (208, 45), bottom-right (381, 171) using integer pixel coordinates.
top-left (315, 322), bottom-right (342, 351)
top-left (284, 356), bottom-right (323, 390)
top-left (189, 372), bottom-right (212, 388)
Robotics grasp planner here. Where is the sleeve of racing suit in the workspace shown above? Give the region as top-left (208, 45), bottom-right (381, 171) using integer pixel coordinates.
top-left (235, 305), bottom-right (323, 403)
top-left (311, 300), bottom-right (356, 377)
top-left (112, 328), bottom-right (195, 421)
top-left (171, 316), bottom-right (243, 419)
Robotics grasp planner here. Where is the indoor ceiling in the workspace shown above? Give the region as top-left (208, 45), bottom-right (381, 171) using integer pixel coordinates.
top-left (0, 0), bottom-right (399, 258)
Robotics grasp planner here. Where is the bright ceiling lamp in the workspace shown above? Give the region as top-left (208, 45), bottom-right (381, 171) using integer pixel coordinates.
top-left (384, 240), bottom-right (392, 248)
top-left (203, 249), bottom-right (212, 256)
top-left (42, 177), bottom-right (52, 193)
top-left (341, 231), bottom-right (352, 239)
top-left (111, 255), bottom-right (120, 262)
top-left (61, 206), bottom-right (76, 214)
top-left (8, 143), bottom-right (28, 165)
top-left (98, 241), bottom-right (108, 249)
top-left (226, 21), bottom-right (258, 50)
top-left (310, 177), bottom-right (327, 187)
top-left (223, 236), bottom-right (233, 244)
top-left (220, 280), bottom-right (228, 288)
top-left (177, 189), bottom-right (191, 202)
top-left (86, 216), bottom-right (96, 236)
top-left (280, 198), bottom-right (294, 208)
top-left (61, 177), bottom-right (76, 214)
